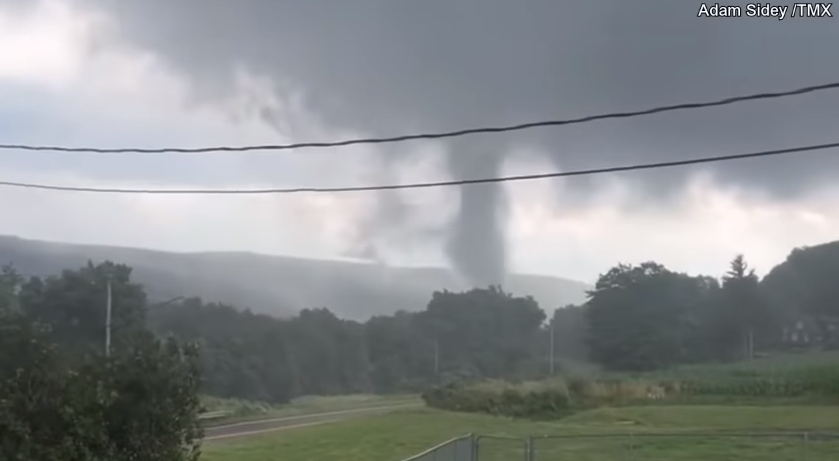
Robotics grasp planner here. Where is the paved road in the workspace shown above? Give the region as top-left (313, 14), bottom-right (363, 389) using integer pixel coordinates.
top-left (204, 403), bottom-right (420, 441)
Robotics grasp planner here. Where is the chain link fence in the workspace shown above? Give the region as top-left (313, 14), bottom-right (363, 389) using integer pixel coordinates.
top-left (475, 435), bottom-right (528, 461)
top-left (399, 431), bottom-right (839, 461)
top-left (399, 434), bottom-right (476, 461)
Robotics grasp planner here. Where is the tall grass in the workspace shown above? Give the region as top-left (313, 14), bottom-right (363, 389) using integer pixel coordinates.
top-left (422, 352), bottom-right (839, 419)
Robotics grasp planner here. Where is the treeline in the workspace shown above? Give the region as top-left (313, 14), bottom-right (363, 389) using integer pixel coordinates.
top-left (149, 252), bottom-right (836, 403)
top-left (0, 261), bottom-right (549, 404)
top-left (149, 285), bottom-right (547, 402)
top-left (2, 245), bottom-right (836, 408)
top-left (0, 263), bottom-right (203, 461)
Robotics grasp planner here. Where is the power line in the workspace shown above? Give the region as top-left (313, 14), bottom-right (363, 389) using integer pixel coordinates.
top-left (1, 141), bottom-right (835, 195)
top-left (2, 81), bottom-right (839, 154)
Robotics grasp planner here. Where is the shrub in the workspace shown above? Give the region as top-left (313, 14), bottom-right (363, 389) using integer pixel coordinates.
top-left (422, 361), bottom-right (839, 419)
top-left (0, 319), bottom-right (203, 461)
top-left (422, 379), bottom-right (573, 419)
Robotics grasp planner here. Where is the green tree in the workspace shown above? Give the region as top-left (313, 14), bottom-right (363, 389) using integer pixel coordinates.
top-left (366, 311), bottom-right (433, 392)
top-left (150, 298), bottom-right (296, 403)
top-left (547, 304), bottom-right (590, 366)
top-left (18, 261), bottom-right (147, 357)
top-left (95, 333), bottom-right (203, 461)
top-left (0, 313), bottom-right (202, 461)
top-left (762, 243), bottom-right (839, 347)
top-left (417, 286), bottom-right (546, 380)
top-left (285, 308), bottom-right (371, 395)
top-left (586, 262), bottom-right (710, 371)
top-left (0, 261), bottom-right (203, 461)
top-left (0, 264), bottom-right (22, 314)
top-left (717, 254), bottom-right (772, 359)
top-left (0, 313), bottom-right (110, 461)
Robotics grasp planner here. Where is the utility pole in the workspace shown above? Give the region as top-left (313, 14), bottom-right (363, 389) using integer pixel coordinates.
top-left (433, 338), bottom-right (439, 376)
top-left (748, 328), bottom-right (754, 361)
top-left (105, 276), bottom-right (112, 357)
top-left (549, 321), bottom-right (555, 375)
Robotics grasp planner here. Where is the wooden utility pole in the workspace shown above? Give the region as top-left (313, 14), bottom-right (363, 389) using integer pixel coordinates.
top-left (105, 276), bottom-right (112, 357)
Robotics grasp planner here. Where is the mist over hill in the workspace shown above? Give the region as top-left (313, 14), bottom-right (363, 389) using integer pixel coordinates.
top-left (0, 235), bottom-right (590, 320)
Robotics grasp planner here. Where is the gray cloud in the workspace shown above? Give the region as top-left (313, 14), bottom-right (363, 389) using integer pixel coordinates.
top-left (57, 0), bottom-right (839, 282)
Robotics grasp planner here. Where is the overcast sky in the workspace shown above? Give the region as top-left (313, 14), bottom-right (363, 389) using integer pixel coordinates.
top-left (1, 0), bottom-right (839, 285)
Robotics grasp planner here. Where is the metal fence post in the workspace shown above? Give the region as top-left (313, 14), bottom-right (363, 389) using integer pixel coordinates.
top-left (453, 437), bottom-right (458, 461)
top-left (802, 431), bottom-right (808, 461)
top-left (526, 436), bottom-right (534, 461)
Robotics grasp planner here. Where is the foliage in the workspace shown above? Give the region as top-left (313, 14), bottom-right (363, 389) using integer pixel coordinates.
top-left (4, 238), bottom-right (839, 457)
top-left (0, 264), bottom-right (22, 313)
top-left (93, 333), bottom-right (203, 461)
top-left (150, 286), bottom-right (546, 403)
top-left (715, 255), bottom-right (775, 359)
top-left (421, 377), bottom-right (664, 419)
top-left (18, 261), bottom-right (148, 359)
top-left (0, 262), bottom-right (203, 461)
top-left (2, 241), bottom-right (838, 426)
top-left (585, 262), bottom-right (719, 370)
top-left (0, 313), bottom-right (107, 461)
top-left (762, 242), bottom-right (839, 347)
top-left (423, 351), bottom-right (839, 420)
top-left (643, 351), bottom-right (839, 401)
top-left (548, 305), bottom-right (589, 364)
top-left (422, 380), bottom-right (572, 418)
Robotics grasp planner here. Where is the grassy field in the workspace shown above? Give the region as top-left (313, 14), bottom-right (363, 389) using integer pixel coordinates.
top-left (201, 353), bottom-right (839, 460)
top-left (201, 394), bottom-right (420, 426)
top-left (200, 405), bottom-right (839, 461)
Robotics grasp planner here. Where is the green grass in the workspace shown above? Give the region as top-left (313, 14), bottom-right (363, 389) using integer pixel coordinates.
top-left (200, 405), bottom-right (839, 461)
top-left (201, 394), bottom-right (420, 426)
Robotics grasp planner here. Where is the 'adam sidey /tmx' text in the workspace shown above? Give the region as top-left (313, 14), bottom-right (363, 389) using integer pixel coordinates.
top-left (697, 3), bottom-right (833, 19)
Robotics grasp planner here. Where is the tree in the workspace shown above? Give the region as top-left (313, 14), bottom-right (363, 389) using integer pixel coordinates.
top-left (0, 313), bottom-right (110, 461)
top-left (762, 243), bottom-right (839, 348)
top-left (94, 333), bottom-right (203, 461)
top-left (417, 286), bottom-right (546, 380)
top-left (285, 308), bottom-right (371, 395)
top-left (18, 261), bottom-right (147, 358)
top-left (716, 255), bottom-right (772, 359)
top-left (365, 311), bottom-right (430, 392)
top-left (586, 262), bottom-right (712, 371)
top-left (0, 315), bottom-right (202, 461)
top-left (547, 304), bottom-right (590, 366)
top-left (150, 298), bottom-right (296, 403)
top-left (0, 264), bottom-right (21, 314)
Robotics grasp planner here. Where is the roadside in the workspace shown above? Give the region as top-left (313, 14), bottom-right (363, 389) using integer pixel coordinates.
top-left (203, 403), bottom-right (421, 441)
top-left (201, 394), bottom-right (419, 427)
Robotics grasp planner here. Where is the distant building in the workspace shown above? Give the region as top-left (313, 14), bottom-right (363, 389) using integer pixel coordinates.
top-left (782, 316), bottom-right (839, 348)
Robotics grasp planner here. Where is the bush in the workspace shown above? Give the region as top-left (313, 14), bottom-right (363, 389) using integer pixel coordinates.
top-left (422, 379), bottom-right (573, 419)
top-left (421, 362), bottom-right (839, 419)
top-left (0, 318), bottom-right (203, 461)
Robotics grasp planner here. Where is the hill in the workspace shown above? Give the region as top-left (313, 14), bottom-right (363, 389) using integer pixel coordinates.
top-left (0, 235), bottom-right (590, 320)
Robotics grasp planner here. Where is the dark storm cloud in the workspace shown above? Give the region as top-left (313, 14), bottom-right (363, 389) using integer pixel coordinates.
top-left (62, 0), bottom-right (839, 282)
